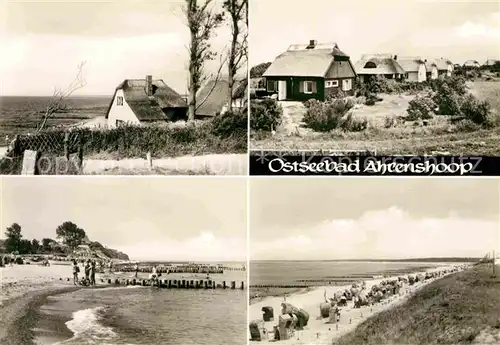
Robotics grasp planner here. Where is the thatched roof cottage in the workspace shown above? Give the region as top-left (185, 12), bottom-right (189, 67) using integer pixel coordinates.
top-left (423, 59), bottom-right (438, 80)
top-left (463, 60), bottom-right (480, 69)
top-left (354, 54), bottom-right (405, 83)
top-left (196, 77), bottom-right (247, 117)
top-left (397, 57), bottom-right (428, 82)
top-left (263, 40), bottom-right (357, 101)
top-left (436, 58), bottom-right (454, 77)
top-left (105, 75), bottom-right (187, 128)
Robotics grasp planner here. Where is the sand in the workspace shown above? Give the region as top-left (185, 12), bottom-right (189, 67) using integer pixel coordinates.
top-left (0, 263), bottom-right (80, 344)
top-left (0, 262), bottom-right (127, 345)
top-left (248, 265), bottom-right (462, 345)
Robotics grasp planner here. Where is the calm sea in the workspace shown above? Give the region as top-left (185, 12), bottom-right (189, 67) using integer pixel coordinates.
top-left (250, 260), bottom-right (448, 286)
top-left (34, 269), bottom-right (247, 345)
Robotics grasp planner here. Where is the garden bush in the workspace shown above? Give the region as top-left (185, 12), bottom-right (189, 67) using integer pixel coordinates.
top-left (407, 94), bottom-right (436, 121)
top-left (250, 99), bottom-right (282, 131)
top-left (455, 119), bottom-right (482, 132)
top-left (211, 109), bottom-right (247, 138)
top-left (433, 84), bottom-right (462, 116)
top-left (303, 98), bottom-right (355, 132)
top-left (460, 94), bottom-right (491, 125)
top-left (340, 113), bottom-right (368, 132)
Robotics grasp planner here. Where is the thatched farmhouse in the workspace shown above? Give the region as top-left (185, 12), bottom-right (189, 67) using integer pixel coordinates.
top-left (105, 75), bottom-right (188, 128)
top-left (196, 77), bottom-right (247, 117)
top-left (263, 40), bottom-right (357, 101)
top-left (354, 54), bottom-right (405, 83)
top-left (424, 59), bottom-right (438, 80)
top-left (463, 60), bottom-right (480, 69)
top-left (436, 58), bottom-right (454, 77)
top-left (397, 57), bottom-right (427, 82)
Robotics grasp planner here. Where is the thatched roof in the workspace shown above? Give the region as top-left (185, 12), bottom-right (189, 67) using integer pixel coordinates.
top-left (354, 54), bottom-right (405, 75)
top-left (397, 57), bottom-right (426, 72)
top-left (263, 42), bottom-right (352, 78)
top-left (423, 58), bottom-right (437, 72)
top-left (484, 59), bottom-right (499, 66)
top-left (464, 60), bottom-right (480, 67)
top-left (195, 78), bottom-right (247, 117)
top-left (436, 58), bottom-right (453, 71)
top-left (105, 78), bottom-right (187, 122)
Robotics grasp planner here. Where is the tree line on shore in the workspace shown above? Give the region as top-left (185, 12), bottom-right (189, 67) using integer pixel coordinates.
top-left (1, 222), bottom-right (128, 260)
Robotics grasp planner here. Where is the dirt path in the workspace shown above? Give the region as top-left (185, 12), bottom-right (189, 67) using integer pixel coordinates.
top-left (82, 153), bottom-right (247, 175)
top-left (277, 102), bottom-right (311, 137)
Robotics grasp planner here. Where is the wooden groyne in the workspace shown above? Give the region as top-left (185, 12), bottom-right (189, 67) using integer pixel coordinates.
top-left (60, 277), bottom-right (246, 289)
top-left (113, 264), bottom-right (246, 274)
top-left (251, 284), bottom-right (309, 289)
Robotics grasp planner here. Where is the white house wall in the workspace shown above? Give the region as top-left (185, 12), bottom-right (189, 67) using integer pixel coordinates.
top-left (429, 66), bottom-right (438, 80)
top-left (447, 65), bottom-right (453, 76)
top-left (406, 71), bottom-right (419, 82)
top-left (107, 89), bottom-right (141, 128)
top-left (418, 64), bottom-right (427, 82)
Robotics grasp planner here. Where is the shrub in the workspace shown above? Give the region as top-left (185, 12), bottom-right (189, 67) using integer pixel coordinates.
top-left (433, 84), bottom-right (462, 116)
top-left (250, 99), bottom-right (282, 131)
top-left (211, 109), bottom-right (247, 138)
top-left (460, 94), bottom-right (491, 125)
top-left (340, 113), bottom-right (368, 132)
top-left (455, 119), bottom-right (482, 132)
top-left (303, 98), bottom-right (354, 132)
top-left (407, 94), bottom-right (436, 120)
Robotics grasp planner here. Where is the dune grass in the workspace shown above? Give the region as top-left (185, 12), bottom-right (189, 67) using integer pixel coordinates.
top-left (332, 264), bottom-right (500, 345)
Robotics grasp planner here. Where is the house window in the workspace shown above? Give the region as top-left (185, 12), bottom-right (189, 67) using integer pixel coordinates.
top-left (325, 80), bottom-right (339, 88)
top-left (303, 81), bottom-right (316, 94)
top-left (117, 96), bottom-right (124, 106)
top-left (267, 80), bottom-right (277, 92)
top-left (116, 119), bottom-right (125, 127)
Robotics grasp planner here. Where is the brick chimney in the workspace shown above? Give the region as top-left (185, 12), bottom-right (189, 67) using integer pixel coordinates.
top-left (306, 40), bottom-right (317, 49)
top-left (393, 55), bottom-right (398, 60)
top-left (145, 75), bottom-right (153, 96)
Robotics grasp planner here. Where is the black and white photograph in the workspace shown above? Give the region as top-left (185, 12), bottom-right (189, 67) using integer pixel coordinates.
top-left (249, 0), bottom-right (500, 156)
top-left (0, 177), bottom-right (248, 345)
top-left (0, 0), bottom-right (248, 175)
top-left (249, 178), bottom-right (500, 344)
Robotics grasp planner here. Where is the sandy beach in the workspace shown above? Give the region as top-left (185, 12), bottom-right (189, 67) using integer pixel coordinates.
top-left (1, 261), bottom-right (247, 345)
top-left (249, 265), bottom-right (465, 345)
top-left (0, 263), bottom-right (81, 344)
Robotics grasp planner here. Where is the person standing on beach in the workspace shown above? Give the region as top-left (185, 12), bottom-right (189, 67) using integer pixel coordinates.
top-left (84, 260), bottom-right (91, 283)
top-left (72, 260), bottom-right (80, 285)
top-left (134, 263), bottom-right (139, 278)
top-left (90, 261), bottom-right (96, 286)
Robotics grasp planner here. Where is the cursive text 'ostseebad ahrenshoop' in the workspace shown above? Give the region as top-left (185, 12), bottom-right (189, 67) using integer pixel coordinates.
top-left (267, 158), bottom-right (478, 175)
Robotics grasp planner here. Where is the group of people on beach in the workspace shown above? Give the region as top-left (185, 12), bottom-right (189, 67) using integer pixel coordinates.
top-left (0, 253), bottom-right (18, 267)
top-left (72, 259), bottom-right (98, 286)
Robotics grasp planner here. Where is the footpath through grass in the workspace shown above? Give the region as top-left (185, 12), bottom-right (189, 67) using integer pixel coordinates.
top-left (333, 264), bottom-right (500, 345)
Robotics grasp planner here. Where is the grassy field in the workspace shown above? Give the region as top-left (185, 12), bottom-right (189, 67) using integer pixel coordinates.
top-left (332, 264), bottom-right (500, 345)
top-left (250, 80), bottom-right (500, 155)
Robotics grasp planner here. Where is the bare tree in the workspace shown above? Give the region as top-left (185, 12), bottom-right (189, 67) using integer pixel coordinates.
top-left (184, 0), bottom-right (224, 121)
top-left (36, 61), bottom-right (87, 133)
top-left (223, 0), bottom-right (248, 112)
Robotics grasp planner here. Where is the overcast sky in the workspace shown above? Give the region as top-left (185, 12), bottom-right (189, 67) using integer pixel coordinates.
top-left (1, 177), bottom-right (247, 262)
top-left (250, 178), bottom-right (499, 260)
top-left (0, 0), bottom-right (234, 96)
top-left (250, 0), bottom-right (500, 67)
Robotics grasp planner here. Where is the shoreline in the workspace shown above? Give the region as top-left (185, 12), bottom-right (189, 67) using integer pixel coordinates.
top-left (249, 264), bottom-right (446, 304)
top-left (0, 286), bottom-right (80, 345)
top-left (248, 265), bottom-right (466, 344)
